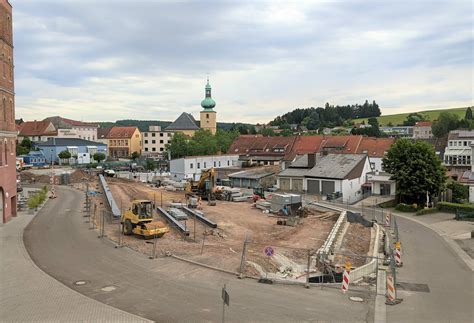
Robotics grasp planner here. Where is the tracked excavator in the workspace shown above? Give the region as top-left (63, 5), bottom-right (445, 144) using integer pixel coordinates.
top-left (121, 200), bottom-right (169, 239)
top-left (185, 168), bottom-right (217, 204)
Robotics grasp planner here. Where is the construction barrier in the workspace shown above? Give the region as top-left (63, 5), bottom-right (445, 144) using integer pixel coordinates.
top-left (395, 241), bottom-right (402, 267)
top-left (386, 275), bottom-right (396, 302)
top-left (385, 212), bottom-right (391, 227)
top-left (341, 261), bottom-right (351, 293)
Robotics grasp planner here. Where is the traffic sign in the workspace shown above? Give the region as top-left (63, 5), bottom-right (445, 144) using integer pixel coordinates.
top-left (264, 246), bottom-right (274, 257)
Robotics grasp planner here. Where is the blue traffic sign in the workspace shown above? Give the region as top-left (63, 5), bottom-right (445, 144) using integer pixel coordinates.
top-left (264, 246), bottom-right (274, 257)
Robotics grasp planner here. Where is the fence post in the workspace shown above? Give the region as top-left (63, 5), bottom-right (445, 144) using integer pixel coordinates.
top-left (305, 249), bottom-right (311, 288)
top-left (238, 235), bottom-right (248, 279)
top-left (150, 224), bottom-right (157, 259)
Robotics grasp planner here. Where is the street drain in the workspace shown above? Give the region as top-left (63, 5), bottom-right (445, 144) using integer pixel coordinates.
top-left (101, 286), bottom-right (117, 292)
top-left (397, 282), bottom-right (430, 293)
top-left (74, 280), bottom-right (87, 286)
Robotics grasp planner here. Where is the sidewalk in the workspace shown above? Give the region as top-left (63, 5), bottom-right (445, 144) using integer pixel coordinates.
top-left (0, 200), bottom-right (150, 322)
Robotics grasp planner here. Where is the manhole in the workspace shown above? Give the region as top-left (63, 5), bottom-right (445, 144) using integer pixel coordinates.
top-left (101, 285), bottom-right (117, 292)
top-left (349, 297), bottom-right (364, 302)
top-left (74, 280), bottom-right (87, 286)
top-left (397, 282), bottom-right (430, 293)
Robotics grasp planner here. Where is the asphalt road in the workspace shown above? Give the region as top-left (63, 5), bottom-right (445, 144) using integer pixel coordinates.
top-left (327, 202), bottom-right (473, 322)
top-left (24, 186), bottom-right (371, 322)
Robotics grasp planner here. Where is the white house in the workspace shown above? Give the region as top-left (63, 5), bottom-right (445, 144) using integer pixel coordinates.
top-left (277, 153), bottom-right (372, 204)
top-left (45, 116), bottom-right (98, 141)
top-left (444, 130), bottom-right (474, 168)
top-left (170, 154), bottom-right (240, 181)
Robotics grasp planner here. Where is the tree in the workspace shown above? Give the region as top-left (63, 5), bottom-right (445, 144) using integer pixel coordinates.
top-left (165, 132), bottom-right (190, 159)
top-left (431, 112), bottom-right (459, 138)
top-left (261, 128), bottom-right (275, 136)
top-left (403, 113), bottom-right (426, 126)
top-left (145, 159), bottom-right (157, 171)
top-left (131, 151), bottom-right (140, 160)
top-left (280, 129), bottom-right (293, 136)
top-left (16, 137), bottom-right (32, 155)
top-left (447, 181), bottom-right (468, 203)
top-left (382, 139), bottom-right (446, 205)
top-left (465, 107), bottom-right (473, 120)
top-left (58, 150), bottom-right (71, 159)
top-left (93, 152), bottom-right (106, 163)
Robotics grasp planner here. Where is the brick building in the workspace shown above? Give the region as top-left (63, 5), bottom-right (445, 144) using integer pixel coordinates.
top-left (0, 0), bottom-right (17, 223)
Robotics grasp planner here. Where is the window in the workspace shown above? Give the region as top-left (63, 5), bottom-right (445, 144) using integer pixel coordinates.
top-left (135, 134), bottom-right (139, 138)
top-left (151, 147), bottom-right (155, 152)
top-left (214, 161), bottom-right (216, 167)
top-left (160, 140), bottom-right (163, 144)
top-left (144, 140), bottom-right (148, 144)
top-left (204, 162), bottom-right (207, 168)
top-left (144, 133), bottom-right (148, 137)
top-left (190, 163), bottom-right (193, 169)
top-left (145, 147), bottom-right (148, 152)
top-left (218, 161), bottom-right (221, 167)
top-left (2, 98), bottom-right (5, 121)
top-left (464, 141), bottom-right (468, 146)
top-left (2, 62), bottom-right (5, 78)
top-left (370, 162), bottom-right (375, 169)
top-left (160, 147), bottom-right (164, 152)
top-left (206, 113), bottom-right (209, 119)
top-left (227, 160), bottom-right (230, 166)
top-left (152, 133), bottom-right (156, 137)
top-left (152, 140), bottom-right (156, 144)
top-left (0, 142), bottom-right (3, 166)
top-left (197, 162), bottom-right (200, 169)
top-left (160, 133), bottom-right (163, 137)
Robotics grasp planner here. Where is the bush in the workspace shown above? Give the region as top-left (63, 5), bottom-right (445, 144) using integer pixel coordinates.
top-left (395, 203), bottom-right (417, 212)
top-left (27, 187), bottom-right (49, 209)
top-left (437, 202), bottom-right (474, 214)
top-left (416, 208), bottom-right (438, 216)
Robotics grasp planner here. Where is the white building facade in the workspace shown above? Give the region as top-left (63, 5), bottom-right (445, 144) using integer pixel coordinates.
top-left (444, 130), bottom-right (474, 168)
top-left (141, 126), bottom-right (173, 157)
top-left (170, 155), bottom-right (240, 181)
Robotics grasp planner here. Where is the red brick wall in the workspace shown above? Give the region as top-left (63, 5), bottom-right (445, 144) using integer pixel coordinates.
top-left (0, 0), bottom-right (16, 223)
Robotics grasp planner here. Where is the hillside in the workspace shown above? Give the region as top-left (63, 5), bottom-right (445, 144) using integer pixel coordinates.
top-left (354, 107), bottom-right (470, 126)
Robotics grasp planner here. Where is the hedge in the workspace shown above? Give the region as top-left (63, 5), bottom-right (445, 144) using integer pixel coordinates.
top-left (415, 208), bottom-right (438, 216)
top-left (437, 202), bottom-right (474, 214)
top-left (395, 203), bottom-right (418, 212)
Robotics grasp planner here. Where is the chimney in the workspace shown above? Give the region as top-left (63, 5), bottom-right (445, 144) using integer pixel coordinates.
top-left (307, 153), bottom-right (316, 168)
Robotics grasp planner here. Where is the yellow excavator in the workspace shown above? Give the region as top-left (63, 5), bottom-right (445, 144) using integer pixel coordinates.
top-left (121, 200), bottom-right (169, 239)
top-left (185, 168), bottom-right (216, 202)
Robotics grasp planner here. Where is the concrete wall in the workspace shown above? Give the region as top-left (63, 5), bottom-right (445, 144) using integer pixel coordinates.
top-left (170, 155), bottom-right (239, 181)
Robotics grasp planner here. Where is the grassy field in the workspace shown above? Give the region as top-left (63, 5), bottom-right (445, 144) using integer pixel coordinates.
top-left (354, 107), bottom-right (471, 126)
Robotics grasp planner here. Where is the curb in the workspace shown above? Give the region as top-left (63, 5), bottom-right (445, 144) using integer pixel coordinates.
top-left (393, 212), bottom-right (474, 272)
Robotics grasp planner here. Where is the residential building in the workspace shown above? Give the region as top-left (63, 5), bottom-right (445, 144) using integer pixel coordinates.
top-left (106, 126), bottom-right (141, 158)
top-left (443, 130), bottom-right (474, 169)
top-left (35, 138), bottom-right (107, 164)
top-left (17, 120), bottom-right (57, 142)
top-left (228, 135), bottom-right (297, 166)
top-left (459, 146), bottom-right (474, 203)
top-left (355, 137), bottom-right (395, 172)
top-left (170, 154), bottom-right (239, 181)
top-left (365, 171), bottom-right (396, 197)
top-left (277, 153), bottom-right (371, 203)
top-left (228, 166), bottom-right (279, 189)
top-left (200, 78), bottom-right (217, 135)
top-left (413, 121), bottom-right (433, 139)
top-left (44, 116), bottom-right (98, 141)
top-left (165, 112), bottom-right (200, 136)
top-left (0, 0), bottom-right (16, 223)
top-left (380, 126), bottom-right (413, 138)
top-left (142, 125), bottom-right (173, 157)
top-left (97, 127), bottom-right (111, 145)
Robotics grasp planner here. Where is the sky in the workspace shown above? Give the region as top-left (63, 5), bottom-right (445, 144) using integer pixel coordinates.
top-left (12, 0), bottom-right (473, 124)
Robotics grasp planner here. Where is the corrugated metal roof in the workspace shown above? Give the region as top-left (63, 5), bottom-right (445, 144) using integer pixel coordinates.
top-left (305, 154), bottom-right (366, 180)
top-left (35, 138), bottom-right (106, 146)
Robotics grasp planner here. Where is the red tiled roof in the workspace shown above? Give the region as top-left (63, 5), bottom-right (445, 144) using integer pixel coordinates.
top-left (356, 137), bottom-right (395, 157)
top-left (228, 135), bottom-right (296, 156)
top-left (18, 120), bottom-right (57, 137)
top-left (415, 121), bottom-right (432, 127)
top-left (106, 126), bottom-right (138, 139)
top-left (97, 127), bottom-right (111, 139)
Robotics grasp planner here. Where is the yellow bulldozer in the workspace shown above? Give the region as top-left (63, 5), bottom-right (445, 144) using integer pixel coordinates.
top-left (121, 200), bottom-right (169, 239)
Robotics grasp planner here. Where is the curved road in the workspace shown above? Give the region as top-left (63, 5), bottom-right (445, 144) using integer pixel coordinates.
top-left (24, 186), bottom-right (371, 322)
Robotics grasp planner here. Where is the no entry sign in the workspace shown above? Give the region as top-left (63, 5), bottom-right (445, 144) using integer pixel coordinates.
top-left (264, 246), bottom-right (274, 257)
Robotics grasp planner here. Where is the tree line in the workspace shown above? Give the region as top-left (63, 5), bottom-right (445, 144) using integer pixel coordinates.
top-left (269, 100), bottom-right (381, 130)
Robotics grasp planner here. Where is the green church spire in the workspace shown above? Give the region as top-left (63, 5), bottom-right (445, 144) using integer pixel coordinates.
top-left (201, 78), bottom-right (216, 111)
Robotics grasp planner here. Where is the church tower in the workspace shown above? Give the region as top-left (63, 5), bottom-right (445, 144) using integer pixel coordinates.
top-left (200, 78), bottom-right (217, 135)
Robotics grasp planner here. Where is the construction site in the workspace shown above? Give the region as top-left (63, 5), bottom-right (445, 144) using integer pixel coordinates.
top-left (70, 167), bottom-right (376, 284)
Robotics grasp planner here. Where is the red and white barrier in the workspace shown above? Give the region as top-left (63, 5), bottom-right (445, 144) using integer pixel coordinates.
top-left (395, 248), bottom-right (402, 266)
top-left (386, 275), bottom-right (396, 301)
top-left (341, 269), bottom-right (350, 293)
top-left (385, 212), bottom-right (391, 227)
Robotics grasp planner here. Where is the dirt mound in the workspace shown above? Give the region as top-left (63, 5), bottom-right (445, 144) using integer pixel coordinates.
top-left (20, 171), bottom-right (50, 184)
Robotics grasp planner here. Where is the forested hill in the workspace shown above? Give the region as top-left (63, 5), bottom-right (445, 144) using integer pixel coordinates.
top-left (98, 119), bottom-right (245, 132)
top-left (270, 100), bottom-right (381, 130)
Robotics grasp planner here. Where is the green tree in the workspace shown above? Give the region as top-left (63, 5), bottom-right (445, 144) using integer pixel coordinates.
top-left (447, 181), bottom-right (468, 203)
top-left (16, 137), bottom-right (32, 155)
top-left (431, 112), bottom-right (459, 138)
top-left (382, 139), bottom-right (446, 204)
top-left (261, 128), bottom-right (275, 136)
top-left (131, 151), bottom-right (140, 160)
top-left (145, 159), bottom-right (157, 171)
top-left (216, 129), bottom-right (239, 153)
top-left (280, 129), bottom-right (293, 136)
top-left (58, 150), bottom-right (71, 159)
top-left (403, 113), bottom-right (426, 126)
top-left (93, 152), bottom-right (106, 163)
top-left (464, 107), bottom-right (473, 120)
top-left (165, 132), bottom-right (190, 159)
